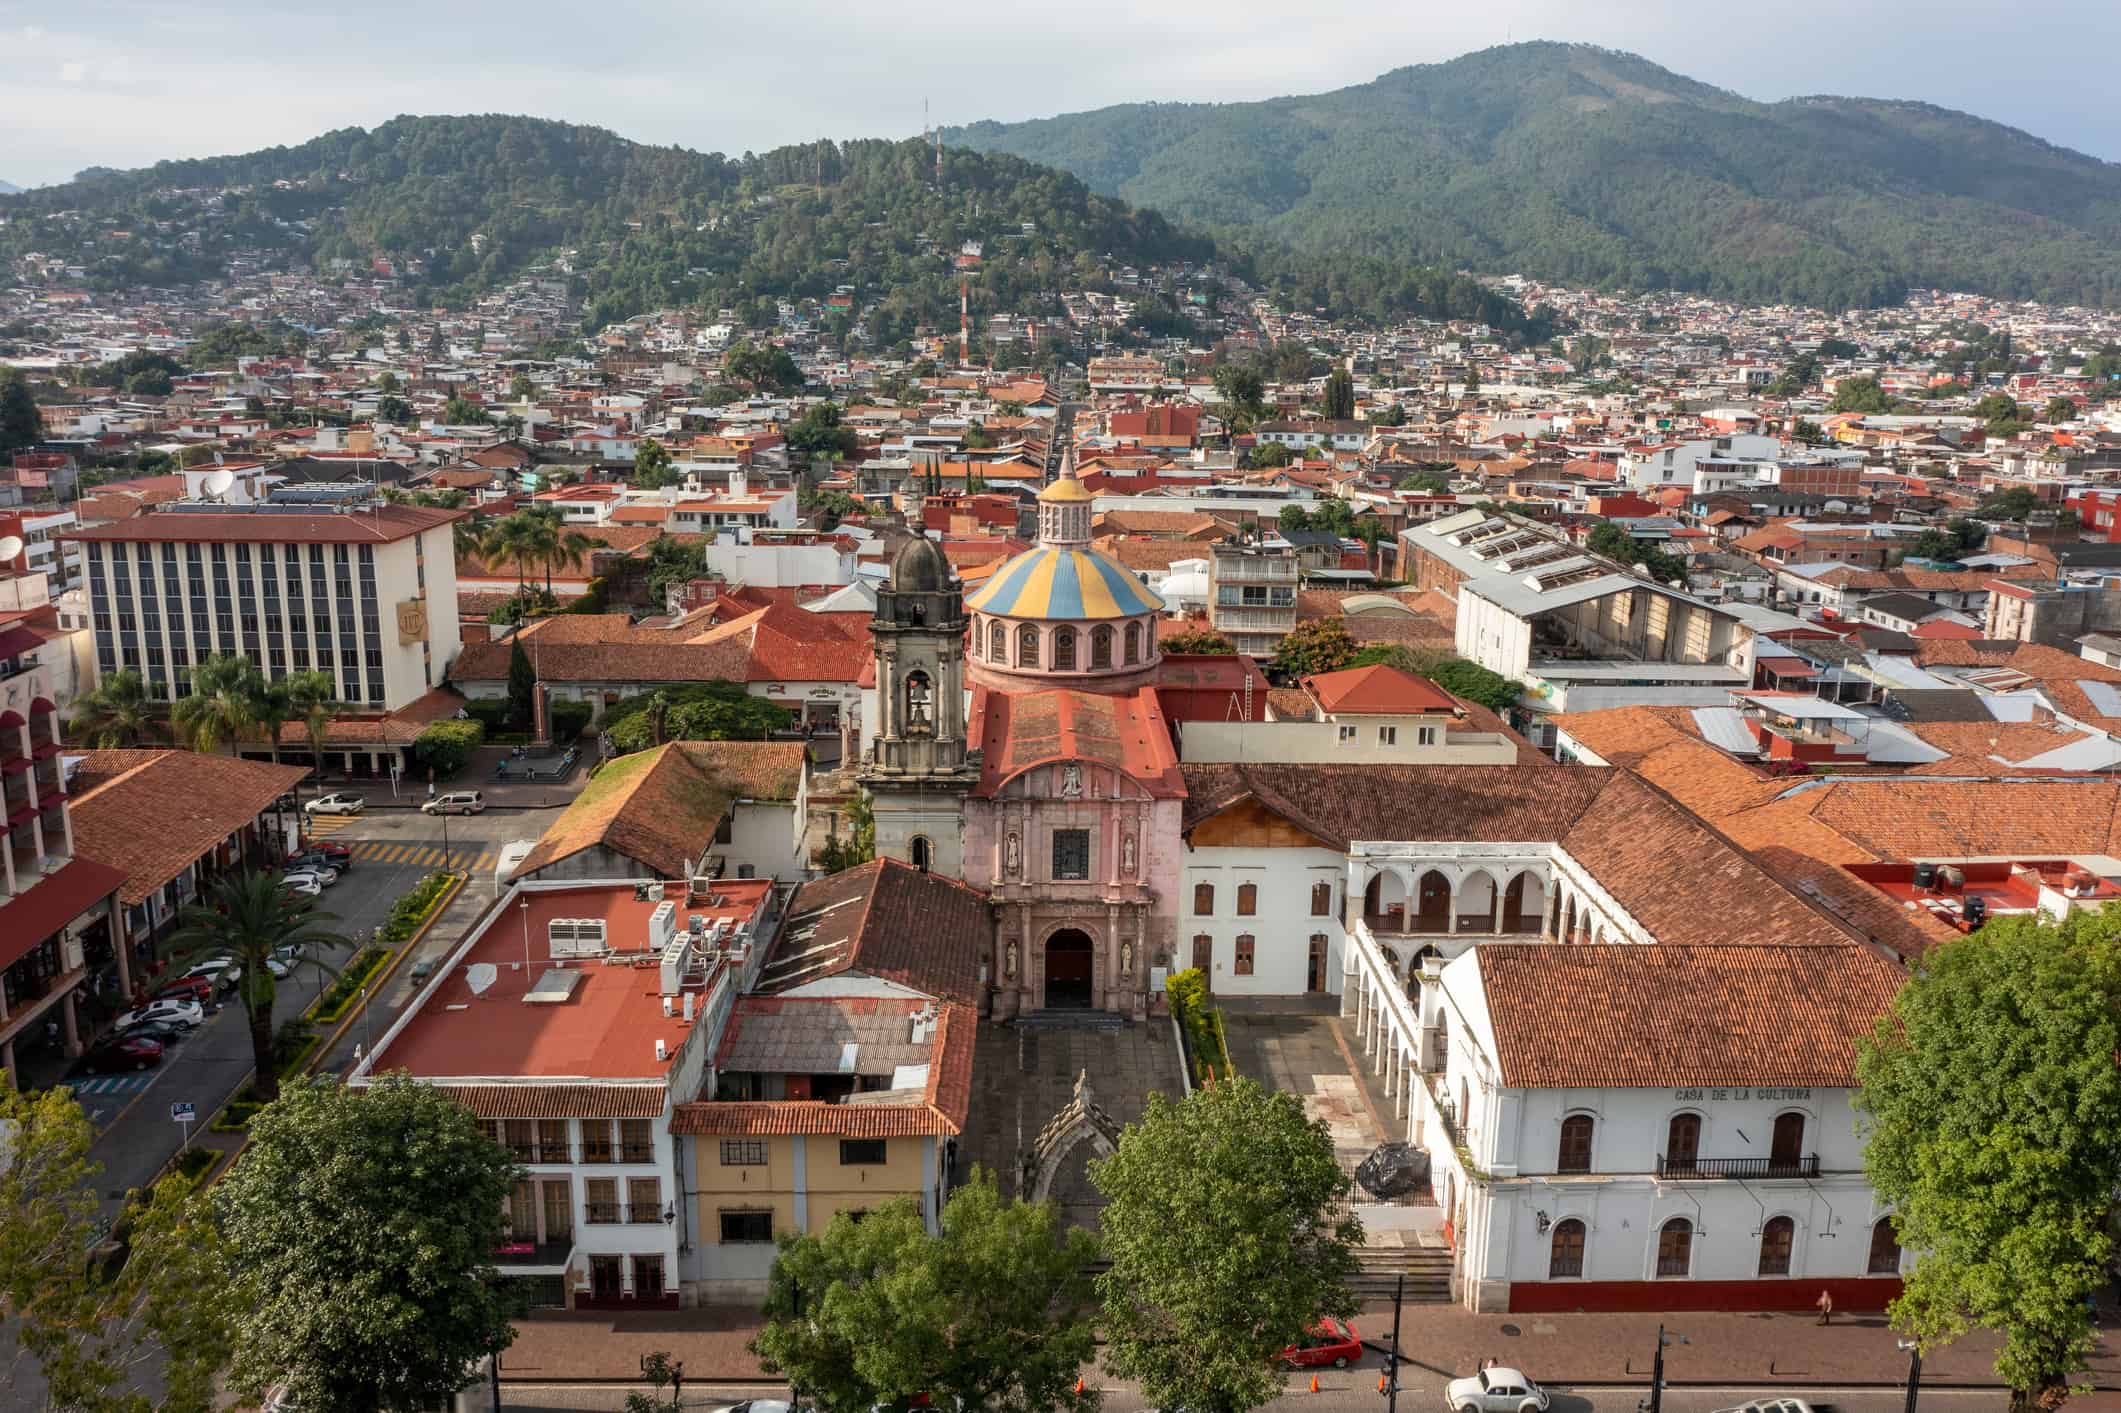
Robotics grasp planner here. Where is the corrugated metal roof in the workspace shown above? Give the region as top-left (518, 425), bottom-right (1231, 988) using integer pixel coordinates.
top-left (1690, 707), bottom-right (1760, 756)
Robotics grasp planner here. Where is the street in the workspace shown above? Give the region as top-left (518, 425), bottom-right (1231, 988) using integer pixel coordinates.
top-left (78, 802), bottom-right (553, 1216)
top-left (489, 1378), bottom-right (2004, 1413)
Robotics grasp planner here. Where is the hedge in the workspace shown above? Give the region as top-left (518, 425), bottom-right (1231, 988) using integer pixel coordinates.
top-left (382, 871), bottom-right (455, 945)
top-left (462, 699), bottom-right (514, 733)
top-left (308, 947), bottom-right (390, 1023)
top-left (550, 698), bottom-right (593, 743)
top-left (413, 718), bottom-right (485, 776)
top-left (167, 1148), bottom-right (219, 1190)
top-left (1166, 967), bottom-right (1231, 1084)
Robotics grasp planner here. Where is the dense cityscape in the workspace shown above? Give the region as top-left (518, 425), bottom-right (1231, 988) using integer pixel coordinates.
top-left (3, 29), bottom-right (2121, 1413)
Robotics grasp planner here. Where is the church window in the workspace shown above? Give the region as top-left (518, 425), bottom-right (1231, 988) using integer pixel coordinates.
top-left (1091, 625), bottom-right (1114, 669)
top-left (989, 621), bottom-right (1006, 661)
top-left (904, 671), bottom-right (932, 732)
top-left (1234, 935), bottom-right (1256, 975)
top-left (1194, 883), bottom-right (1215, 915)
top-left (1237, 883), bottom-right (1258, 916)
top-left (1017, 624), bottom-right (1040, 668)
top-left (1053, 627), bottom-right (1077, 671)
top-left (910, 836), bottom-right (931, 873)
top-left (1052, 829), bottom-right (1090, 880)
top-left (1123, 622), bottom-right (1142, 664)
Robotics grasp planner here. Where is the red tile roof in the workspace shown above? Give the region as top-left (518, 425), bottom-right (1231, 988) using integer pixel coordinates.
top-left (68, 750), bottom-right (309, 906)
top-left (972, 687), bottom-right (1185, 799)
top-left (63, 503), bottom-right (463, 546)
top-left (1302, 663), bottom-right (1460, 716)
top-left (758, 859), bottom-right (989, 1006)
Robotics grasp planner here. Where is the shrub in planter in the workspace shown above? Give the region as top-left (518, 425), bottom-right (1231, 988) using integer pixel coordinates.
top-left (463, 699), bottom-right (513, 733)
top-left (412, 719), bottom-right (485, 776)
top-left (550, 698), bottom-right (593, 744)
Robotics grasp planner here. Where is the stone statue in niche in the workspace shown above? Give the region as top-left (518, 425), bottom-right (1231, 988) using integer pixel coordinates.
top-left (1060, 764), bottom-right (1083, 799)
top-left (1120, 940), bottom-right (1134, 975)
top-left (1121, 833), bottom-right (1137, 875)
top-left (1004, 940), bottom-right (1019, 978)
top-left (1005, 831), bottom-right (1022, 876)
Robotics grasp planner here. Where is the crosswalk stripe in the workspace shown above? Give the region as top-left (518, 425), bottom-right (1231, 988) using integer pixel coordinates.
top-left (380, 844), bottom-right (415, 863)
top-left (474, 851), bottom-right (494, 869)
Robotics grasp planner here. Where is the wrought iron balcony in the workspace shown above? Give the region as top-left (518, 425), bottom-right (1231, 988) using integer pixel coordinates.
top-left (1658, 1153), bottom-right (1819, 1180)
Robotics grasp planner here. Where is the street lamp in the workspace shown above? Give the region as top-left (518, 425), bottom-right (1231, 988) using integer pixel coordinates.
top-left (1643, 1325), bottom-right (1687, 1413)
top-left (1899, 1338), bottom-right (1922, 1413)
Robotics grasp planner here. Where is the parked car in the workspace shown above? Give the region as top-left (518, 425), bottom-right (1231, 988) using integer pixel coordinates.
top-left (281, 875), bottom-right (323, 898)
top-left (80, 1035), bottom-right (164, 1073)
top-left (118, 1018), bottom-right (191, 1046)
top-left (421, 789), bottom-right (485, 815)
top-left (1447, 1369), bottom-right (1550, 1413)
top-left (282, 863), bottom-right (338, 888)
top-left (300, 839), bottom-right (353, 867)
top-left (267, 944), bottom-right (308, 978)
top-left (303, 793), bottom-right (365, 816)
top-left (179, 957), bottom-right (241, 991)
top-left (114, 998), bottom-right (205, 1032)
top-left (1279, 1317), bottom-right (1363, 1369)
top-left (287, 850), bottom-right (345, 875)
top-left (153, 976), bottom-right (217, 1006)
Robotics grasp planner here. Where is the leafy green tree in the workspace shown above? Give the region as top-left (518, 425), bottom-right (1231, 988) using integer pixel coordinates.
top-left (165, 871), bottom-right (345, 1103)
top-left (1792, 419), bottom-right (1825, 443)
top-left (507, 636), bottom-right (537, 728)
top-left (1269, 619), bottom-right (1358, 678)
top-left (817, 787), bottom-right (875, 873)
top-left (375, 394), bottom-right (414, 425)
top-left (413, 718), bottom-right (485, 775)
top-left (785, 402), bottom-right (857, 463)
top-left (1857, 912), bottom-right (2121, 1413)
top-left (72, 668), bottom-right (160, 746)
top-left (1828, 376), bottom-right (1894, 413)
top-left (1374, 401), bottom-right (1406, 426)
top-left (509, 372), bottom-right (536, 400)
top-left (1399, 469), bottom-right (1451, 493)
top-left (1430, 658), bottom-right (1526, 713)
top-left (174, 652), bottom-right (262, 756)
top-left (805, 488), bottom-right (868, 531)
top-left (727, 340), bottom-right (804, 393)
top-left (1277, 505), bottom-right (1310, 533)
top-left (0, 1083), bottom-right (235, 1411)
top-left (375, 370), bottom-right (400, 394)
top-left (632, 437), bottom-right (675, 490)
top-left (604, 680), bottom-right (791, 751)
top-left (1322, 366), bottom-right (1354, 420)
top-left (442, 394), bottom-right (489, 425)
top-left (1092, 1078), bottom-right (1360, 1413)
top-left (1211, 363), bottom-right (1265, 424)
top-left (1250, 441), bottom-right (1294, 468)
top-left (0, 367), bottom-right (41, 453)
top-left (753, 1172), bottom-right (1099, 1413)
top-left (1587, 522), bottom-right (1688, 584)
top-left (247, 676), bottom-right (293, 766)
top-left (1161, 628), bottom-right (1235, 655)
top-left (216, 1074), bottom-right (520, 1413)
top-left (284, 669), bottom-right (340, 790)
top-left (1977, 487), bottom-right (2043, 522)
top-left (2041, 396), bottom-right (2079, 424)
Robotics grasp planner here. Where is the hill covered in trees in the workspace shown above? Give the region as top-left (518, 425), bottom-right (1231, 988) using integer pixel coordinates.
top-left (947, 42), bottom-right (2121, 310)
top-left (0, 114), bottom-right (1542, 337)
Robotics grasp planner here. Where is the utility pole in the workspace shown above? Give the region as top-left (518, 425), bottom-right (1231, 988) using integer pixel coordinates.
top-left (1899, 1338), bottom-right (1922, 1413)
top-left (1646, 1324), bottom-right (1686, 1413)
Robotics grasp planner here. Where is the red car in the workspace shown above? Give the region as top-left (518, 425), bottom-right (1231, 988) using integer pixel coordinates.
top-left (154, 976), bottom-right (216, 1005)
top-left (1280, 1317), bottom-right (1363, 1369)
top-left (301, 839), bottom-right (353, 867)
top-left (81, 1034), bottom-right (164, 1073)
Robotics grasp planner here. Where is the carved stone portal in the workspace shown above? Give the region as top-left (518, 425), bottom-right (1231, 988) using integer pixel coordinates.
top-left (1013, 1069), bottom-right (1123, 1204)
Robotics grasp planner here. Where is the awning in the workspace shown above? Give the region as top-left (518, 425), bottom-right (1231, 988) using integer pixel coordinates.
top-left (1759, 658), bottom-right (1821, 679)
top-left (0, 857), bottom-right (126, 971)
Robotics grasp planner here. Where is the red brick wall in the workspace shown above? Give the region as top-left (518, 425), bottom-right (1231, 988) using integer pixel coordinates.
top-left (1507, 1276), bottom-right (1903, 1315)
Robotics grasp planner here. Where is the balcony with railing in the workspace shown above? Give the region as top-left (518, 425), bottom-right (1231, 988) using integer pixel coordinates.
top-left (1657, 1153), bottom-right (1819, 1180)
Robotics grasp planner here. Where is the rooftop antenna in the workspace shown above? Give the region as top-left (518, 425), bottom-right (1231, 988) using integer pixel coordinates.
top-left (200, 468), bottom-right (236, 503)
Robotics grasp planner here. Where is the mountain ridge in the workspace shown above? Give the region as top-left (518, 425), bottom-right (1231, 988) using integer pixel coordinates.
top-left (946, 41), bottom-right (2121, 309)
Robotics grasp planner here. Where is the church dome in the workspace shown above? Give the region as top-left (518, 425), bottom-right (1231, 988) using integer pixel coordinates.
top-left (965, 545), bottom-right (1163, 619)
top-left (1036, 474), bottom-right (1094, 504)
top-left (890, 532), bottom-right (953, 594)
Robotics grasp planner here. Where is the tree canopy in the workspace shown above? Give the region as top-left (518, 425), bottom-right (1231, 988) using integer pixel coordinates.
top-left (753, 1172), bottom-right (1100, 1413)
top-left (215, 1074), bottom-right (520, 1412)
top-left (1092, 1078), bottom-right (1361, 1413)
top-left (1268, 619), bottom-right (1359, 679)
top-left (1857, 912), bottom-right (2121, 1411)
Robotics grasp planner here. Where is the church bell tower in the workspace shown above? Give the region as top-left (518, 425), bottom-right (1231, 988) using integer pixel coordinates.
top-left (860, 529), bottom-right (978, 877)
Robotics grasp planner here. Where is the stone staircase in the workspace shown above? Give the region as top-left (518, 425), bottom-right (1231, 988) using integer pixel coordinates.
top-left (1012, 1009), bottom-right (1129, 1034)
top-left (1351, 1245), bottom-right (1455, 1301)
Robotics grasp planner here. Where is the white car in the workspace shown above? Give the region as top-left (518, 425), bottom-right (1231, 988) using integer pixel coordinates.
top-left (114, 998), bottom-right (206, 1032)
top-left (267, 944), bottom-right (309, 978)
top-left (180, 957), bottom-right (242, 990)
top-left (1447, 1369), bottom-right (1550, 1413)
top-left (303, 793), bottom-right (365, 816)
top-left (283, 864), bottom-right (338, 887)
top-left (281, 874), bottom-right (323, 898)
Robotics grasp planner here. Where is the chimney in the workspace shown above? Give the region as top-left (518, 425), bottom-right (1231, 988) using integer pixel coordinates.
top-left (728, 469), bottom-right (747, 499)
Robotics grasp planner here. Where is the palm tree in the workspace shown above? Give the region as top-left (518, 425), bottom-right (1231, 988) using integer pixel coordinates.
top-left (452, 515), bottom-right (487, 566)
top-left (481, 514), bottom-right (537, 598)
top-left (513, 513), bottom-right (561, 600)
top-left (72, 668), bottom-right (158, 747)
top-left (283, 670), bottom-right (340, 791)
top-left (164, 870), bottom-right (345, 1103)
top-left (249, 677), bottom-right (293, 766)
top-left (172, 653), bottom-right (261, 756)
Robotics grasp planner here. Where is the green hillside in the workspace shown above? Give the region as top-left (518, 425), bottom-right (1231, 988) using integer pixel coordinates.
top-left (948, 42), bottom-right (2121, 309)
top-left (0, 115), bottom-right (1540, 338)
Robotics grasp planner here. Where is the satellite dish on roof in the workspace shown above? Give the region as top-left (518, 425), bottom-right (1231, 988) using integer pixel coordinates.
top-left (465, 963), bottom-right (497, 996)
top-left (201, 468), bottom-right (236, 500)
top-left (0, 536), bottom-right (21, 564)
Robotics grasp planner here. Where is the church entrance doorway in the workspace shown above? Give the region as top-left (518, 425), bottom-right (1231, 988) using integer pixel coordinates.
top-left (1045, 930), bottom-right (1095, 1010)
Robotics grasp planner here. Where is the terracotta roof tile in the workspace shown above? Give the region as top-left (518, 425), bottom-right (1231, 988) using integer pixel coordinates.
top-left (440, 1084), bottom-right (665, 1118)
top-left (1180, 759), bottom-right (1595, 851)
top-left (69, 750), bottom-right (309, 906)
top-left (758, 860), bottom-right (989, 1007)
top-left (1475, 942), bottom-right (1903, 1088)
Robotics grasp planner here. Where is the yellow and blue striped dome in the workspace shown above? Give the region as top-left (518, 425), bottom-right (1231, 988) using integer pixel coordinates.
top-left (966, 545), bottom-right (1164, 620)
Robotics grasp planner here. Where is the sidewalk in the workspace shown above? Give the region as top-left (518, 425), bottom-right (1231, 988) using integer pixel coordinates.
top-left (495, 1302), bottom-right (2121, 1389)
top-left (317, 745), bottom-right (587, 811)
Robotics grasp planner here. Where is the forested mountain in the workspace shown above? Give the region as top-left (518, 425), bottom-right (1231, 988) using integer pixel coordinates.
top-left (0, 114), bottom-right (1539, 337)
top-left (948, 42), bottom-right (2121, 310)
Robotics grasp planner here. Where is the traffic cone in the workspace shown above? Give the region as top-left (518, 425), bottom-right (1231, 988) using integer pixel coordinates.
top-left (1378, 1373), bottom-right (1388, 1393)
top-left (1310, 1375), bottom-right (1320, 1394)
top-left (1074, 1378), bottom-right (1085, 1397)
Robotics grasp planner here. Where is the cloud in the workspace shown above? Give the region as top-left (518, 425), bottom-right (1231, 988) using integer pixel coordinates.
top-left (1, 1), bottom-right (2117, 187)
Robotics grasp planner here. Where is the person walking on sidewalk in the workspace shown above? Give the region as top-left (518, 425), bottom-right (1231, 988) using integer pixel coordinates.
top-left (1815, 1289), bottom-right (1834, 1325)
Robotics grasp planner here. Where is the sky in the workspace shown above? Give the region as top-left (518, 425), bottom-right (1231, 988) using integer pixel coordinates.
top-left (5, 0), bottom-right (2120, 188)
